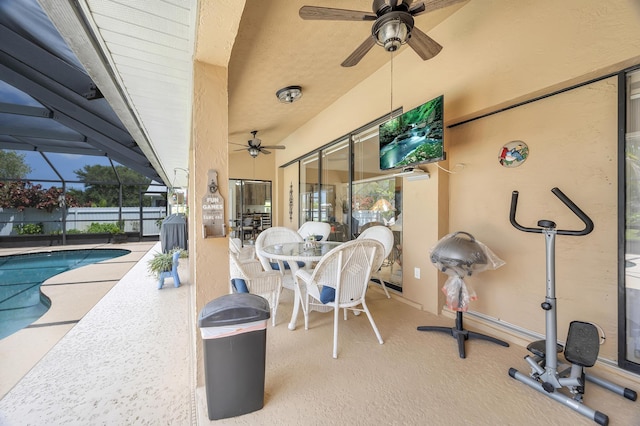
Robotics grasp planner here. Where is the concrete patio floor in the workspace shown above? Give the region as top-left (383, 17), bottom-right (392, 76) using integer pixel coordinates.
top-left (0, 241), bottom-right (638, 425)
top-left (0, 241), bottom-right (196, 425)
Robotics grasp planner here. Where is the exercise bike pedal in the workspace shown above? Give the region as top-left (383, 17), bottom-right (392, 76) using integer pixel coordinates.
top-left (527, 339), bottom-right (563, 358)
top-left (542, 381), bottom-right (556, 393)
top-left (564, 321), bottom-right (599, 367)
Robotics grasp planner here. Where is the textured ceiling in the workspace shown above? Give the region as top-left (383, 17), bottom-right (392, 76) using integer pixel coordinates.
top-left (219, 0), bottom-right (468, 149)
top-left (34, 0), bottom-right (469, 185)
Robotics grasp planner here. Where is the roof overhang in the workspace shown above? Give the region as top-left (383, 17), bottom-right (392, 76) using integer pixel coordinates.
top-left (0, 0), bottom-right (164, 183)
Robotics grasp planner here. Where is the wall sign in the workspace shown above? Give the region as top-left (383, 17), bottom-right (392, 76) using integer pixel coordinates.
top-left (202, 170), bottom-right (225, 238)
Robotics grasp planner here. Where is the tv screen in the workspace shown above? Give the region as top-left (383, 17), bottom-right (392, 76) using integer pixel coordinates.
top-left (379, 95), bottom-right (444, 171)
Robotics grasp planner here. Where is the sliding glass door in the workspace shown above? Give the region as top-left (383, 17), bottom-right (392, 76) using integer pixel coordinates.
top-left (622, 68), bottom-right (640, 373)
top-left (353, 126), bottom-right (403, 290)
top-left (321, 138), bottom-right (350, 242)
top-left (300, 153), bottom-right (319, 223)
top-left (296, 115), bottom-right (405, 291)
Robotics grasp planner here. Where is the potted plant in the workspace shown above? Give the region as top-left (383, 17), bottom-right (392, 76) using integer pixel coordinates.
top-left (147, 249), bottom-right (186, 278)
top-left (112, 220), bottom-right (127, 243)
top-left (111, 229), bottom-right (127, 244)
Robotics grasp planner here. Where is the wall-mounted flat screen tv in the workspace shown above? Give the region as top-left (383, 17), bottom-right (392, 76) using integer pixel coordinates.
top-left (379, 95), bottom-right (444, 171)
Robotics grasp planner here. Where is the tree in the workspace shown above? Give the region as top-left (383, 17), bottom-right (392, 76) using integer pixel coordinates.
top-left (0, 150), bottom-right (31, 179)
top-left (0, 180), bottom-right (78, 212)
top-left (74, 164), bottom-right (152, 207)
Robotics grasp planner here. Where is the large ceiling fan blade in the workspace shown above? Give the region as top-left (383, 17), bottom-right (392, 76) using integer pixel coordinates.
top-left (261, 145), bottom-right (286, 150)
top-left (260, 149), bottom-right (272, 155)
top-left (407, 26), bottom-right (442, 60)
top-left (412, 0), bottom-right (468, 17)
top-left (299, 6), bottom-right (376, 21)
top-left (229, 142), bottom-right (246, 147)
top-left (341, 36), bottom-right (376, 67)
top-left (402, 0), bottom-right (416, 9)
top-left (409, 2), bottom-right (426, 15)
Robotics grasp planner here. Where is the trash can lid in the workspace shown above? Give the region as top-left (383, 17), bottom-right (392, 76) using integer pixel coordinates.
top-left (198, 293), bottom-right (270, 327)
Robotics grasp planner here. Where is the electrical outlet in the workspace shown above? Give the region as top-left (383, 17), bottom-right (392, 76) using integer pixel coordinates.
top-left (414, 267), bottom-right (420, 279)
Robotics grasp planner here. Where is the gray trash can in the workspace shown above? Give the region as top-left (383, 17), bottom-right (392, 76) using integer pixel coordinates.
top-left (198, 293), bottom-right (270, 420)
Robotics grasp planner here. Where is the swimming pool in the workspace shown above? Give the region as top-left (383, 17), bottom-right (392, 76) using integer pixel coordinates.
top-left (0, 249), bottom-right (130, 339)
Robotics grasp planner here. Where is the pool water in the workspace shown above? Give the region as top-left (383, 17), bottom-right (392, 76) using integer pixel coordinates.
top-left (0, 249), bottom-right (130, 339)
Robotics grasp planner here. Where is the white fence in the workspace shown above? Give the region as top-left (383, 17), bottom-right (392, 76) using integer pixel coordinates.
top-left (0, 207), bottom-right (166, 236)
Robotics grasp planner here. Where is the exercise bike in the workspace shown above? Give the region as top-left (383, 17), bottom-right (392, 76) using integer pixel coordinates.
top-left (509, 187), bottom-right (637, 426)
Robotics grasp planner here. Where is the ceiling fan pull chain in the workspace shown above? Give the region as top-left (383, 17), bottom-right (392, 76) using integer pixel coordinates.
top-left (390, 50), bottom-right (394, 119)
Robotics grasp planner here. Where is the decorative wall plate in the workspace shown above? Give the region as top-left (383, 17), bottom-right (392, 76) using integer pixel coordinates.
top-left (289, 182), bottom-right (294, 222)
top-left (499, 140), bottom-right (529, 168)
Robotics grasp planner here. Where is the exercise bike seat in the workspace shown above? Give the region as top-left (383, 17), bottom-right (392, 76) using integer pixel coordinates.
top-left (527, 339), bottom-right (563, 358)
top-left (564, 321), bottom-right (599, 367)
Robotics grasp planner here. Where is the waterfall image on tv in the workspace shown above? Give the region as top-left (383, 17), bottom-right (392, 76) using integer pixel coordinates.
top-left (379, 95), bottom-right (444, 170)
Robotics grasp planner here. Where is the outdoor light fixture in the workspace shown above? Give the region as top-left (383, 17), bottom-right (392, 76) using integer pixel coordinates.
top-left (373, 13), bottom-right (413, 52)
top-left (276, 86), bottom-right (302, 103)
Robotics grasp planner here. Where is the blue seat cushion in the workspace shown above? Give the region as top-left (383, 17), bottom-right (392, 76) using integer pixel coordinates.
top-left (320, 285), bottom-right (335, 304)
top-left (231, 278), bottom-right (249, 293)
top-left (269, 261), bottom-right (306, 270)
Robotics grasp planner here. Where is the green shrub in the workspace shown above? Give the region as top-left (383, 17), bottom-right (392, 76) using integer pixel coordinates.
top-left (17, 222), bottom-right (43, 235)
top-left (86, 222), bottom-right (122, 234)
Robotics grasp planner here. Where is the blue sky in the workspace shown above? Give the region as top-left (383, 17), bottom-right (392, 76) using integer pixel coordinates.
top-left (17, 150), bottom-right (116, 190)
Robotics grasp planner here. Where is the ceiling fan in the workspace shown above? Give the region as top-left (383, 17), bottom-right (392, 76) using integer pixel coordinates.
top-left (231, 131), bottom-right (285, 158)
top-left (299, 0), bottom-right (467, 67)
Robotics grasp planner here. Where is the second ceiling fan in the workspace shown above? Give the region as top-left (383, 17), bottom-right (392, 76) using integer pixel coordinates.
top-left (299, 0), bottom-right (467, 67)
top-left (231, 131), bottom-right (285, 158)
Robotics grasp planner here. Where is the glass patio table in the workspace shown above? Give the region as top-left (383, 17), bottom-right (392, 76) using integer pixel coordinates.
top-left (258, 241), bottom-right (341, 330)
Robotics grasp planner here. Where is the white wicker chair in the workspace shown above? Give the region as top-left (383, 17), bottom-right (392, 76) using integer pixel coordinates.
top-left (229, 251), bottom-right (282, 326)
top-left (357, 225), bottom-right (394, 298)
top-left (294, 239), bottom-right (385, 358)
top-left (255, 227), bottom-right (304, 291)
top-left (229, 237), bottom-right (255, 261)
top-left (297, 221), bottom-right (332, 242)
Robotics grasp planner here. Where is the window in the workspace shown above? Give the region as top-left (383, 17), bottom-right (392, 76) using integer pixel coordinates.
top-left (621, 68), bottom-right (640, 373)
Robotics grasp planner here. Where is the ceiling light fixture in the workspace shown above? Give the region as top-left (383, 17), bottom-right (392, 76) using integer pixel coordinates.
top-left (276, 85), bottom-right (302, 103)
top-left (373, 13), bottom-right (413, 52)
top-left (248, 147), bottom-right (260, 158)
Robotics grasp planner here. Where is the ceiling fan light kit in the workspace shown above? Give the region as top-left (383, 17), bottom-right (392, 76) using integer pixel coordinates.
top-left (276, 86), bottom-right (303, 103)
top-left (373, 13), bottom-right (412, 52)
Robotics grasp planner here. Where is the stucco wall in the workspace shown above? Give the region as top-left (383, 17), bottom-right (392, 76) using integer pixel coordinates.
top-left (191, 61), bottom-right (230, 386)
top-left (229, 150), bottom-right (276, 182)
top-left (449, 77), bottom-right (618, 360)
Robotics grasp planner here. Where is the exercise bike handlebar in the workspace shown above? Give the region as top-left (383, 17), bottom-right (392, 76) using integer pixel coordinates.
top-left (510, 187), bottom-right (594, 236)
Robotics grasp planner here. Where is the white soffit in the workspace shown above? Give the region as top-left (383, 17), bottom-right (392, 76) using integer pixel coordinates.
top-left (76, 0), bottom-right (197, 187)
